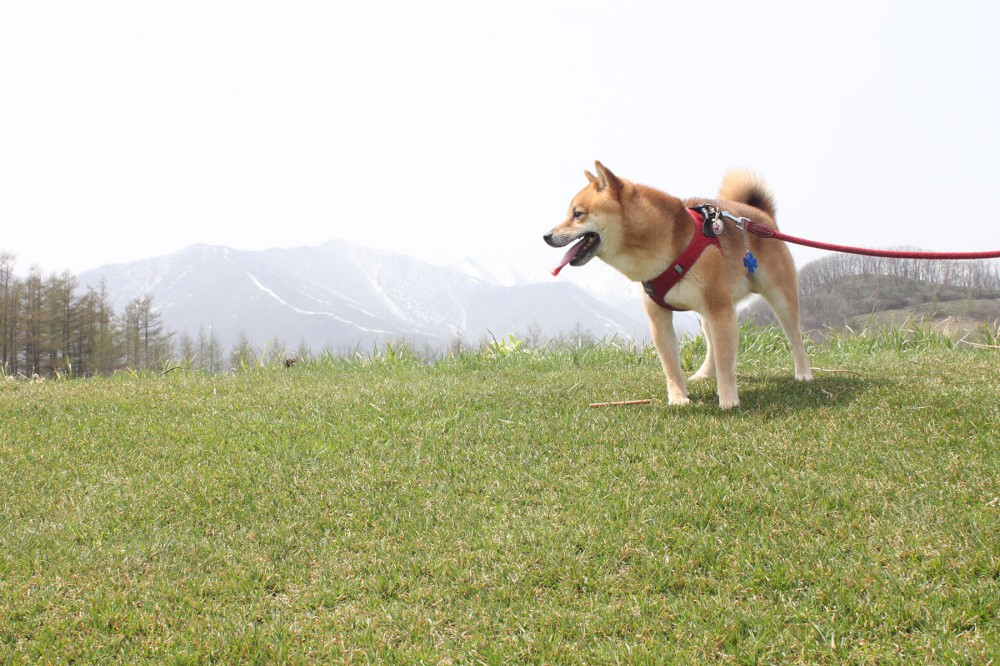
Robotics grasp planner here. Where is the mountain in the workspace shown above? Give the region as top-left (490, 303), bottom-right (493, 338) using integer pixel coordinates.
top-left (77, 241), bottom-right (653, 355)
top-left (448, 257), bottom-right (701, 335)
top-left (448, 258), bottom-right (550, 288)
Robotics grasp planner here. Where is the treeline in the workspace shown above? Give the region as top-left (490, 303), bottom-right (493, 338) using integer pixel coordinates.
top-left (0, 252), bottom-right (173, 377)
top-left (4, 251), bottom-right (591, 377)
top-left (743, 252), bottom-right (1000, 330)
top-left (797, 252), bottom-right (1000, 295)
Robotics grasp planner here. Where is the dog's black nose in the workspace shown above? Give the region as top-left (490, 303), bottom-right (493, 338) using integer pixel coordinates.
top-left (543, 233), bottom-right (554, 246)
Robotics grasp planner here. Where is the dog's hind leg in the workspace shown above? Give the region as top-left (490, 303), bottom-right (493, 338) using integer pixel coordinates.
top-left (773, 300), bottom-right (812, 381)
top-left (689, 315), bottom-right (716, 381)
top-left (644, 299), bottom-right (690, 406)
top-left (759, 274), bottom-right (813, 381)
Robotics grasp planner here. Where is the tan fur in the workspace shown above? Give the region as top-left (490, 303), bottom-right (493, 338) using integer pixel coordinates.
top-left (718, 169), bottom-right (776, 220)
top-left (544, 162), bottom-right (812, 409)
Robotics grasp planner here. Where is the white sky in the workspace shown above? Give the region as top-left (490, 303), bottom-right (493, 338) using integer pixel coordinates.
top-left (3, 0), bottom-right (1000, 278)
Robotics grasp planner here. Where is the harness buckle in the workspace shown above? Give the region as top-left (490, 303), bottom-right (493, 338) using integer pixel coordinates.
top-left (692, 204), bottom-right (722, 238)
top-left (720, 210), bottom-right (752, 231)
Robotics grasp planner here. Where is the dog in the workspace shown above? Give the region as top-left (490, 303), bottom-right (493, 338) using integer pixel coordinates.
top-left (544, 162), bottom-right (812, 408)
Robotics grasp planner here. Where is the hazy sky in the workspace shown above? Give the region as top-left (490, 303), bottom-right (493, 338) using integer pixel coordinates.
top-left (3, 0), bottom-right (1000, 280)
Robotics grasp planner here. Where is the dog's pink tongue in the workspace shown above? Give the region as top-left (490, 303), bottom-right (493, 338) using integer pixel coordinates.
top-left (551, 237), bottom-right (587, 277)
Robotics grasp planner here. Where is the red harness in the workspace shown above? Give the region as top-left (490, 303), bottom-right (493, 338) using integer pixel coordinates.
top-left (642, 208), bottom-right (721, 311)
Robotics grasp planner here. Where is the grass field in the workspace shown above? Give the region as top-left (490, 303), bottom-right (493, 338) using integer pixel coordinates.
top-left (1, 325), bottom-right (998, 663)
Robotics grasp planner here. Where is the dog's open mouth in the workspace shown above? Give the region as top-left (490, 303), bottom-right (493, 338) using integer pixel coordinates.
top-left (550, 232), bottom-right (601, 276)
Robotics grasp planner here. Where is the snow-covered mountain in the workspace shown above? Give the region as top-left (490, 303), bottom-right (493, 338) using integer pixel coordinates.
top-left (78, 240), bottom-right (657, 354)
top-left (449, 257), bottom-right (701, 336)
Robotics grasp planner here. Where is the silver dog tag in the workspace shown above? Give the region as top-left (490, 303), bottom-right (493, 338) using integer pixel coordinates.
top-left (711, 219), bottom-right (725, 236)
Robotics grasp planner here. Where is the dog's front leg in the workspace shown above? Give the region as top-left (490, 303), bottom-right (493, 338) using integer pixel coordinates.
top-left (704, 306), bottom-right (740, 409)
top-left (644, 298), bottom-right (690, 406)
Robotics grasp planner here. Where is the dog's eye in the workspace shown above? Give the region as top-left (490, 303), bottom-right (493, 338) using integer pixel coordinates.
top-left (573, 210), bottom-right (585, 219)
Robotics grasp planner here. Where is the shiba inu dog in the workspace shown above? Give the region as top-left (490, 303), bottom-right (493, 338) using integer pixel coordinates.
top-left (544, 162), bottom-right (812, 409)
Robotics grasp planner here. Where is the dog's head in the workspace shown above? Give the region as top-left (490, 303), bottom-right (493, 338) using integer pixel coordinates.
top-left (544, 161), bottom-right (627, 276)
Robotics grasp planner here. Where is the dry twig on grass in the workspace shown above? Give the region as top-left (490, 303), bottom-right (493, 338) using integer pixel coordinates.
top-left (589, 399), bottom-right (654, 408)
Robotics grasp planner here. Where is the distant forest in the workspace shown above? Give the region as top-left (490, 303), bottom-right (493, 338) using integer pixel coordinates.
top-left (4, 250), bottom-right (998, 378)
top-left (2, 252), bottom-right (329, 378)
top-left (0, 252), bottom-right (182, 377)
top-left (744, 253), bottom-right (1000, 331)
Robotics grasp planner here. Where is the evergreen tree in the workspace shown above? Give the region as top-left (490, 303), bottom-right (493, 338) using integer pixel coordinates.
top-left (0, 252), bottom-right (17, 372)
top-left (176, 329), bottom-right (197, 369)
top-left (197, 325), bottom-right (223, 373)
top-left (231, 331), bottom-right (256, 369)
top-left (119, 297), bottom-right (144, 369)
top-left (43, 271), bottom-right (77, 375)
top-left (90, 280), bottom-right (118, 375)
top-left (22, 267), bottom-right (45, 376)
top-left (138, 296), bottom-right (171, 369)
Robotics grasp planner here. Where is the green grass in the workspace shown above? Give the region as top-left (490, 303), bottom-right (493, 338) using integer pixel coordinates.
top-left (1, 326), bottom-right (998, 663)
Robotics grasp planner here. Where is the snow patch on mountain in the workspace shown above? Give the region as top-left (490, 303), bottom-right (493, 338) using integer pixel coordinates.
top-left (447, 257), bottom-right (701, 336)
top-left (78, 241), bottom-right (655, 354)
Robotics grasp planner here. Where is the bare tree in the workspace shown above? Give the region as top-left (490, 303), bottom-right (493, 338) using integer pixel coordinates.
top-left (197, 325), bottom-right (223, 373)
top-left (0, 252), bottom-right (17, 371)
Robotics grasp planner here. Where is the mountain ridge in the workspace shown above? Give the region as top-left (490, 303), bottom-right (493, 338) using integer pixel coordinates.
top-left (78, 240), bottom-right (658, 354)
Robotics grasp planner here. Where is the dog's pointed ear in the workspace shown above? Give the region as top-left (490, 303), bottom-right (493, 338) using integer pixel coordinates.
top-left (584, 170), bottom-right (598, 185)
top-left (594, 161), bottom-right (621, 198)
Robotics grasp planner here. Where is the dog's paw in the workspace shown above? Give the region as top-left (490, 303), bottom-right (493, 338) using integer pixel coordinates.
top-left (668, 394), bottom-right (691, 406)
top-left (688, 371), bottom-right (713, 382)
top-left (795, 370), bottom-right (813, 382)
top-left (717, 392), bottom-right (740, 409)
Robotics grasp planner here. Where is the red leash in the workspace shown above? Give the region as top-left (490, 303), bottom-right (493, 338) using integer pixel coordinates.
top-left (740, 219), bottom-right (1000, 260)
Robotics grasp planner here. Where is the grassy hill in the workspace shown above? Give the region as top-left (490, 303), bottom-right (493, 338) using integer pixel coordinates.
top-left (744, 268), bottom-right (1000, 339)
top-left (1, 327), bottom-right (998, 663)
top-left (805, 274), bottom-right (998, 332)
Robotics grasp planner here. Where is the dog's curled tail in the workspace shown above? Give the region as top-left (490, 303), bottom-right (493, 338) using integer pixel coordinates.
top-left (719, 170), bottom-right (776, 220)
